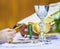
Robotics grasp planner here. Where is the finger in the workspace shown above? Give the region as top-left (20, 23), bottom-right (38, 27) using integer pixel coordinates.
top-left (1, 28), bottom-right (10, 32)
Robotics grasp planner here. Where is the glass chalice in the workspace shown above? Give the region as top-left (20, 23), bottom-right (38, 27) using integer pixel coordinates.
top-left (34, 5), bottom-right (49, 42)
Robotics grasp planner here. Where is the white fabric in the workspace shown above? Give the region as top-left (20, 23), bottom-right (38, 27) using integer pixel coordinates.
top-left (17, 13), bottom-right (41, 25)
top-left (0, 38), bottom-right (60, 49)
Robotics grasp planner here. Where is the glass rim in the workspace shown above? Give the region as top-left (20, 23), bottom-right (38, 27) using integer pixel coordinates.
top-left (34, 5), bottom-right (49, 6)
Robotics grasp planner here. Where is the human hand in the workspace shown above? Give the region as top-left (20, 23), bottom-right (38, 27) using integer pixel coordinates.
top-left (0, 28), bottom-right (16, 44)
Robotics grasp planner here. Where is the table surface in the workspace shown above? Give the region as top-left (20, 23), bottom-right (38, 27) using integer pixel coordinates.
top-left (0, 33), bottom-right (60, 49)
top-left (0, 39), bottom-right (60, 49)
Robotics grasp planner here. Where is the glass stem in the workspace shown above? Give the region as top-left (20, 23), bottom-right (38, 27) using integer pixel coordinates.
top-left (39, 20), bottom-right (45, 41)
